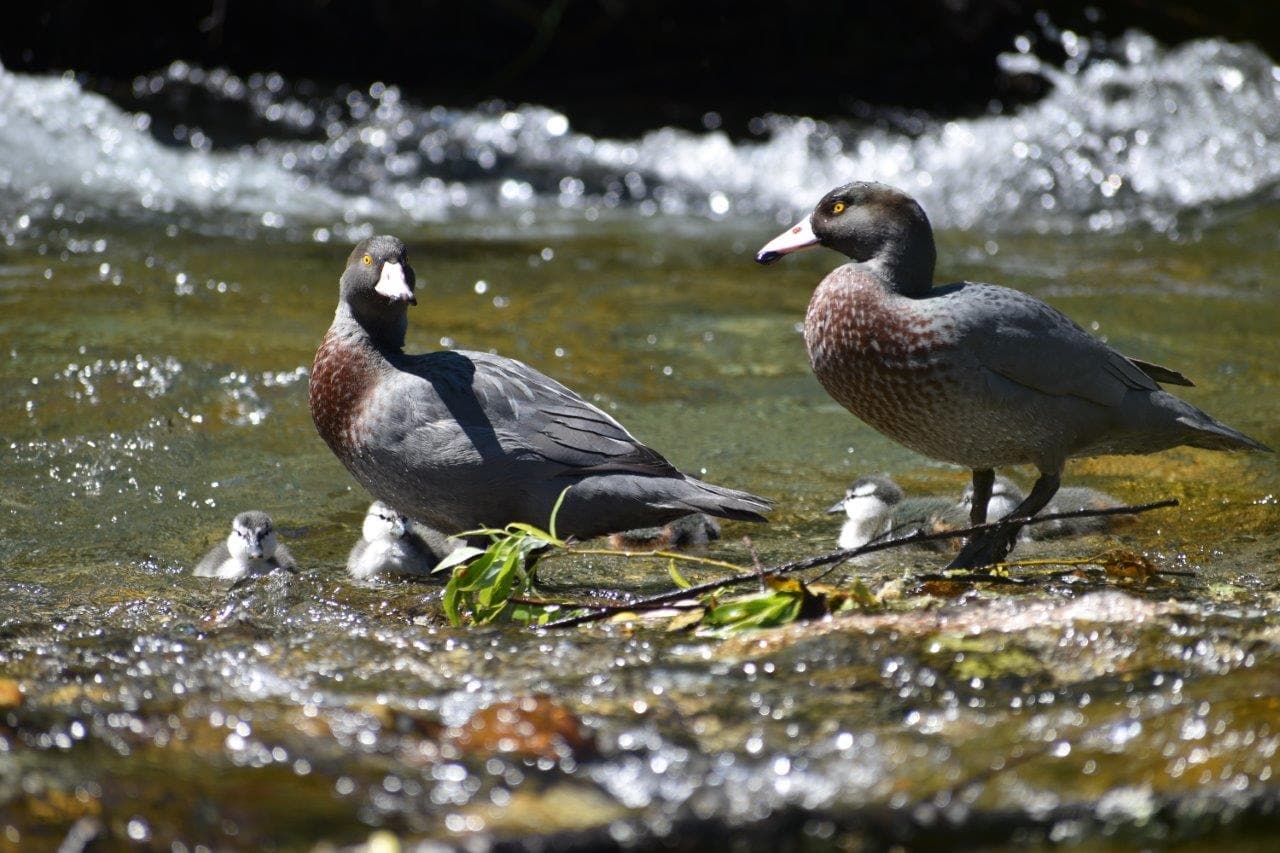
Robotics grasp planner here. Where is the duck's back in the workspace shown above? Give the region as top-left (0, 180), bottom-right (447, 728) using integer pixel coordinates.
top-left (312, 337), bottom-right (767, 539)
top-left (803, 266), bottom-right (1259, 470)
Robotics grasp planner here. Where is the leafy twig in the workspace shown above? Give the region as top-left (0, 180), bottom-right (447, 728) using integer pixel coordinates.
top-left (540, 498), bottom-right (1178, 629)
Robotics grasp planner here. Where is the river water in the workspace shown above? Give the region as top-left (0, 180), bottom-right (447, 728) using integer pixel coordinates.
top-left (1, 30), bottom-right (1278, 849)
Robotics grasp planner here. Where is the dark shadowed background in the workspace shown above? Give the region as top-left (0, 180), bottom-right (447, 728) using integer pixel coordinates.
top-left (5, 0), bottom-right (1280, 131)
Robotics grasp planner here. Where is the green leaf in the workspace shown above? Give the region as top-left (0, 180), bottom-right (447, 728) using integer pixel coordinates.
top-left (442, 570), bottom-right (462, 626)
top-left (667, 558), bottom-right (692, 589)
top-left (548, 485), bottom-right (570, 543)
top-left (432, 545), bottom-right (487, 575)
top-left (698, 587), bottom-right (804, 635)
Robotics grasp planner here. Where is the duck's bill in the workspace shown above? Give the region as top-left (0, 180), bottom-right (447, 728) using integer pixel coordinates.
top-left (825, 499), bottom-right (846, 514)
top-left (376, 260), bottom-right (417, 304)
top-left (756, 215), bottom-right (819, 264)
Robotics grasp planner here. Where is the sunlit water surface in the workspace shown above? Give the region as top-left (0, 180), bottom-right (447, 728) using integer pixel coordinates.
top-left (1, 28), bottom-right (1279, 851)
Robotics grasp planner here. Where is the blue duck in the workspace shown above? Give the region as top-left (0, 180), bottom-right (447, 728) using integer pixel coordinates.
top-left (758, 182), bottom-right (1270, 568)
top-left (194, 510), bottom-right (297, 581)
top-left (310, 236), bottom-right (771, 542)
top-left (607, 513), bottom-right (722, 551)
top-left (347, 500), bottom-right (460, 580)
top-left (827, 474), bottom-right (963, 552)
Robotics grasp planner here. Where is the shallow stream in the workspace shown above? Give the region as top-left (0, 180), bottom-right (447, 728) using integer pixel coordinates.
top-left (1, 29), bottom-right (1278, 850)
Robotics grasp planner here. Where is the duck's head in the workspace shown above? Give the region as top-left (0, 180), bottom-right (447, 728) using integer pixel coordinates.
top-left (339, 235), bottom-right (417, 326)
top-left (756, 182), bottom-right (936, 294)
top-left (362, 500), bottom-right (409, 541)
top-left (227, 510), bottom-right (278, 561)
top-left (826, 474), bottom-right (905, 520)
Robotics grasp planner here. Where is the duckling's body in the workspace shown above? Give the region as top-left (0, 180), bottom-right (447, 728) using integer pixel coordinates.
top-left (608, 513), bottom-right (722, 551)
top-left (347, 501), bottom-right (459, 580)
top-left (194, 510), bottom-right (296, 581)
top-left (828, 475), bottom-right (964, 552)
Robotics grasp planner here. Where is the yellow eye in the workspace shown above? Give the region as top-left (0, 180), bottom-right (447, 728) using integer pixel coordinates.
top-left (832, 201), bottom-right (846, 215)
top-left (362, 254), bottom-right (373, 266)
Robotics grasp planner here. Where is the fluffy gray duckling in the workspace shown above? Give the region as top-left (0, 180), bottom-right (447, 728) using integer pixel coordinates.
top-left (194, 510), bottom-right (297, 581)
top-left (960, 476), bottom-right (1127, 540)
top-left (1034, 485), bottom-right (1126, 539)
top-left (347, 500), bottom-right (460, 580)
top-left (828, 475), bottom-right (963, 551)
top-left (607, 513), bottom-right (722, 551)
top-left (758, 181), bottom-right (1269, 568)
top-left (960, 475), bottom-right (1026, 525)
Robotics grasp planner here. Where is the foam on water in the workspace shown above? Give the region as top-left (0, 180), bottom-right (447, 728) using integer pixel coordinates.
top-left (2, 30), bottom-right (1279, 239)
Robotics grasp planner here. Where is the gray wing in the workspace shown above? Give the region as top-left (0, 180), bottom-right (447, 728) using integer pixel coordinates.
top-left (950, 283), bottom-right (1167, 408)
top-left (390, 349), bottom-right (682, 478)
top-left (1127, 357), bottom-right (1193, 387)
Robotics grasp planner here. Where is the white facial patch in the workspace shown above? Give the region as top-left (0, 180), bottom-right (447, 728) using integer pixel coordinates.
top-left (375, 260), bottom-right (414, 302)
top-left (852, 482), bottom-right (879, 498)
top-left (227, 529), bottom-right (249, 560)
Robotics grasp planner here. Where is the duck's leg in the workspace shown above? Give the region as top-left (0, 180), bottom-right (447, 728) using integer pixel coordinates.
top-left (948, 470), bottom-right (1061, 569)
top-left (967, 468), bottom-right (995, 525)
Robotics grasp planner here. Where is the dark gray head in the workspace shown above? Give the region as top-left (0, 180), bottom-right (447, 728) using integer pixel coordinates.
top-left (756, 182), bottom-right (937, 295)
top-left (826, 474), bottom-right (906, 516)
top-left (230, 510), bottom-right (277, 560)
top-left (339, 235), bottom-right (417, 348)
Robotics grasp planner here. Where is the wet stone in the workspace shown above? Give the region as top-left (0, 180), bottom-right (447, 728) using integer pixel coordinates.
top-left (448, 696), bottom-right (596, 763)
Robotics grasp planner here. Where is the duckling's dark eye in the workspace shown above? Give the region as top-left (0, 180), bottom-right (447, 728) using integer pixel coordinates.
top-left (362, 254), bottom-right (373, 266)
top-left (831, 201), bottom-right (846, 215)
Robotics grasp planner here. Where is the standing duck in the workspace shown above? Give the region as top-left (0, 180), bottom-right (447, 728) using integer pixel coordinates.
top-left (310, 236), bottom-right (771, 542)
top-left (757, 182), bottom-right (1270, 568)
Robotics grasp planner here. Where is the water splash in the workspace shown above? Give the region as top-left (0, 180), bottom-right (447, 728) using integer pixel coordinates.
top-left (2, 30), bottom-right (1279, 239)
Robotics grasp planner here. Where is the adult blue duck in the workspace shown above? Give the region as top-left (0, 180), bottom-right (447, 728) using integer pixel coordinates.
top-left (757, 182), bottom-right (1270, 568)
top-left (310, 236), bottom-right (770, 542)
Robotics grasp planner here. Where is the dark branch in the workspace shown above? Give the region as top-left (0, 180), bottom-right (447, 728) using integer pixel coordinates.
top-left (540, 498), bottom-right (1179, 630)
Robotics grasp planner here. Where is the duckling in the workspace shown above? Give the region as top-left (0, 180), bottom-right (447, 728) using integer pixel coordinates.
top-left (194, 510), bottom-right (297, 581)
top-left (828, 475), bottom-right (962, 551)
top-left (1033, 485), bottom-right (1126, 539)
top-left (960, 475), bottom-right (1025, 522)
top-left (607, 513), bottom-right (722, 551)
top-left (347, 501), bottom-right (460, 581)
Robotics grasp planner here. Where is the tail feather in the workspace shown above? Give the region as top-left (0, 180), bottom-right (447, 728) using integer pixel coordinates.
top-left (1129, 357), bottom-right (1194, 387)
top-left (679, 477), bottom-right (773, 523)
top-left (1177, 413), bottom-right (1272, 453)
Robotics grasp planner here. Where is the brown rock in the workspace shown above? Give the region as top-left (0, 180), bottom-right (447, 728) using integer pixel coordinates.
top-left (0, 678), bottom-right (23, 709)
top-left (449, 696), bottom-right (595, 762)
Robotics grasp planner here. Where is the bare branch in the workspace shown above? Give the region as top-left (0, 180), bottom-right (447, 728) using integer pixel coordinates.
top-left (540, 498), bottom-right (1179, 630)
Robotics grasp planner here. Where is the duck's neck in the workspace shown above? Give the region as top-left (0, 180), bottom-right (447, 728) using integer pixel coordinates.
top-left (857, 224), bottom-right (936, 297)
top-left (334, 300), bottom-right (407, 354)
